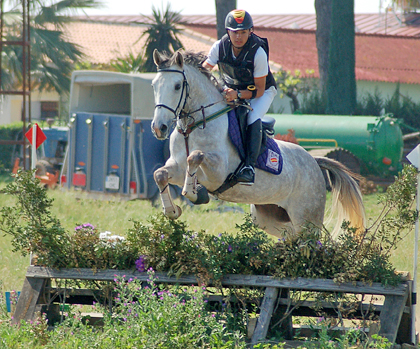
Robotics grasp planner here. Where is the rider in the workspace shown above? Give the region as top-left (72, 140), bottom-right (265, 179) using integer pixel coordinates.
top-left (203, 9), bottom-right (277, 185)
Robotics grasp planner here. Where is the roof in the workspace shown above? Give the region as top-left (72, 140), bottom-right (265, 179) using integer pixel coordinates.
top-left (63, 21), bottom-right (214, 65)
top-left (68, 13), bottom-right (420, 84)
top-left (75, 13), bottom-right (420, 37)
top-left (184, 24), bottom-right (420, 84)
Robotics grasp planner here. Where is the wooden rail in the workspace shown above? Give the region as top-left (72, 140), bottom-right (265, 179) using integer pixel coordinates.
top-left (14, 266), bottom-right (413, 346)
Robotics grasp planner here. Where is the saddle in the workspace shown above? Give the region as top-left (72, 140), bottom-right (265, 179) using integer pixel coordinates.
top-left (229, 105), bottom-right (282, 175)
top-left (211, 106), bottom-right (283, 195)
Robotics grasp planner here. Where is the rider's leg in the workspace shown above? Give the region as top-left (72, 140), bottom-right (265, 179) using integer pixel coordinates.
top-left (236, 87), bottom-right (276, 185)
top-left (237, 119), bottom-right (262, 185)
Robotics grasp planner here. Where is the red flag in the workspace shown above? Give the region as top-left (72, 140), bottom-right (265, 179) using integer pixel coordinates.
top-left (25, 123), bottom-right (47, 149)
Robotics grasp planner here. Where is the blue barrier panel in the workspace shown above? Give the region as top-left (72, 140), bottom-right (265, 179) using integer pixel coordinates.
top-left (5, 291), bottom-right (21, 313)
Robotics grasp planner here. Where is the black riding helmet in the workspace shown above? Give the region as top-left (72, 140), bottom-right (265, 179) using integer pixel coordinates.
top-left (225, 9), bottom-right (253, 31)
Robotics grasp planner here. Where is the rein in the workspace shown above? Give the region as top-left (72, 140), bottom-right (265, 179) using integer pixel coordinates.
top-left (154, 68), bottom-right (232, 156)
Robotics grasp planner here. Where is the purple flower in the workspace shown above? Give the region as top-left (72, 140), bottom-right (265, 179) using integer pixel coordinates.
top-left (135, 255), bottom-right (146, 272)
top-left (228, 245), bottom-right (232, 252)
top-left (75, 223), bottom-right (95, 232)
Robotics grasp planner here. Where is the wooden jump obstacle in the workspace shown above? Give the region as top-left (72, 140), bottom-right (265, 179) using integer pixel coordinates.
top-left (13, 266), bottom-right (413, 346)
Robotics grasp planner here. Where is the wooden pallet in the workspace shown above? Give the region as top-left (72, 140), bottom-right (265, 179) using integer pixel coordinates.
top-left (13, 266), bottom-right (413, 345)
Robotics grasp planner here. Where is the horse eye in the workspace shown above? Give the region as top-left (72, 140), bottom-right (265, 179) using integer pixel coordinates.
top-left (175, 83), bottom-right (181, 91)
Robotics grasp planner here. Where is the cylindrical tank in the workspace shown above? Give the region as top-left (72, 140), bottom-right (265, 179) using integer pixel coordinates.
top-left (269, 114), bottom-right (404, 176)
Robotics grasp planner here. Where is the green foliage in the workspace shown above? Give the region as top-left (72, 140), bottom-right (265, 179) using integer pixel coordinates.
top-left (0, 168), bottom-right (415, 348)
top-left (109, 50), bottom-right (146, 73)
top-left (326, 0), bottom-right (356, 115)
top-left (383, 83), bottom-right (420, 132)
top-left (370, 164), bottom-right (418, 258)
top-left (0, 271), bottom-right (247, 348)
top-left (299, 83), bottom-right (420, 133)
top-left (0, 122), bottom-right (24, 174)
top-left (300, 87), bottom-right (327, 115)
top-left (103, 272), bottom-right (245, 348)
top-left (273, 69), bottom-right (315, 113)
top-left (2, 168), bottom-right (417, 288)
top-left (0, 170), bottom-right (138, 269)
top-left (0, 273), bottom-right (394, 348)
top-left (0, 170), bottom-right (70, 267)
top-left (354, 88), bottom-right (384, 116)
top-left (2, 0), bottom-right (101, 94)
top-left (137, 4), bottom-right (184, 72)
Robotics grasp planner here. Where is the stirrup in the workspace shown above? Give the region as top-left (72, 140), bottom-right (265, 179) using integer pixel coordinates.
top-left (237, 165), bottom-right (255, 186)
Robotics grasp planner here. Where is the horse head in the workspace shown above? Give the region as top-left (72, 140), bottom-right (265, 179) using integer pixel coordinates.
top-left (151, 49), bottom-right (188, 140)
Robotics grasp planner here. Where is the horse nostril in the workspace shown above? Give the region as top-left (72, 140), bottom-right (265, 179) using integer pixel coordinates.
top-left (160, 125), bottom-right (168, 134)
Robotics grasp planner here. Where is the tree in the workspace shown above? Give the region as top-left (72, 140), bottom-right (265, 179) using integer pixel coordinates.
top-left (315, 0), bottom-right (332, 97)
top-left (389, 0), bottom-right (420, 11)
top-left (138, 4), bottom-right (184, 72)
top-left (215, 0), bottom-right (236, 40)
top-left (109, 51), bottom-right (145, 73)
top-left (325, 0), bottom-right (356, 115)
top-left (1, 0), bottom-right (102, 94)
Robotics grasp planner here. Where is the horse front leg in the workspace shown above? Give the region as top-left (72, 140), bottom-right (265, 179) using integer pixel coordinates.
top-left (154, 166), bottom-right (182, 219)
top-left (182, 150), bottom-right (210, 205)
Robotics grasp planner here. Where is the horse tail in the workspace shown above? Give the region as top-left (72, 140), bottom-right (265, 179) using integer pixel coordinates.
top-left (314, 157), bottom-right (365, 237)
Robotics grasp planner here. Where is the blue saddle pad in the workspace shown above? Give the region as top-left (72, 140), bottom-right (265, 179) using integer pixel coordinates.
top-left (227, 109), bottom-right (283, 175)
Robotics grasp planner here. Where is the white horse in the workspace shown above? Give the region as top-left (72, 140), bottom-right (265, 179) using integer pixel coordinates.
top-left (151, 49), bottom-right (365, 238)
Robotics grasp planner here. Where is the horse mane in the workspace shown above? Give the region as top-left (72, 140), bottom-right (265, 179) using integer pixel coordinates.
top-left (157, 50), bottom-right (223, 91)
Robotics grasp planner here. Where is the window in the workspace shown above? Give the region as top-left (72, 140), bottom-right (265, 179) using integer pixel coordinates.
top-left (40, 101), bottom-right (59, 120)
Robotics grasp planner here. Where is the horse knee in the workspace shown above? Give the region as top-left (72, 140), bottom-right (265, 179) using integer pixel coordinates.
top-left (154, 168), bottom-right (168, 191)
top-left (187, 150), bottom-right (204, 171)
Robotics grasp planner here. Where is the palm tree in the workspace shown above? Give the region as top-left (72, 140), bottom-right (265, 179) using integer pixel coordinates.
top-left (1, 0), bottom-right (103, 94)
top-left (137, 4), bottom-right (184, 72)
top-left (109, 51), bottom-right (145, 73)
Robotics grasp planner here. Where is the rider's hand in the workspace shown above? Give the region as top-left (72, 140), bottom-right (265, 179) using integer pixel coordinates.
top-left (224, 88), bottom-right (238, 102)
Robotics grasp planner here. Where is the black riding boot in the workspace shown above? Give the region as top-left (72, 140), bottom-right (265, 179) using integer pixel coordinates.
top-left (237, 119), bottom-right (262, 185)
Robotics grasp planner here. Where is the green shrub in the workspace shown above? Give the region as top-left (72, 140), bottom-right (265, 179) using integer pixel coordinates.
top-left (383, 84), bottom-right (420, 132)
top-left (354, 88), bottom-right (384, 116)
top-left (1, 167), bottom-right (417, 288)
top-left (299, 84), bottom-right (420, 131)
top-left (0, 122), bottom-right (25, 174)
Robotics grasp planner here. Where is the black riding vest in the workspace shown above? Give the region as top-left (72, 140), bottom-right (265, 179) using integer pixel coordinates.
top-left (217, 33), bottom-right (277, 91)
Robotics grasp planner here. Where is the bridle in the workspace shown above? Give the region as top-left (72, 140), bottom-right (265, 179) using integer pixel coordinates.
top-left (154, 68), bottom-right (190, 120)
top-left (153, 67), bottom-right (232, 156)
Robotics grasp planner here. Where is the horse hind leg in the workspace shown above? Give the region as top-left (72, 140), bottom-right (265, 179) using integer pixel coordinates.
top-left (250, 204), bottom-right (296, 238)
top-left (154, 167), bottom-right (182, 219)
top-left (182, 150), bottom-right (210, 205)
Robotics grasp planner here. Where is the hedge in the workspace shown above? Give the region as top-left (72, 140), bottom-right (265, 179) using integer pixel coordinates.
top-left (0, 122), bottom-right (25, 173)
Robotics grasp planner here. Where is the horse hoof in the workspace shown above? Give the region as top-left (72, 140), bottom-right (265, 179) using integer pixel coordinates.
top-left (165, 205), bottom-right (182, 219)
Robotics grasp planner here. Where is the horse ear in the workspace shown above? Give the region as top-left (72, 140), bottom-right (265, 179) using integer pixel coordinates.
top-left (174, 50), bottom-right (184, 69)
top-left (153, 49), bottom-right (162, 67)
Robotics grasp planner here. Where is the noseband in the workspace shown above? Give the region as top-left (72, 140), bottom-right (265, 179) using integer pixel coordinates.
top-left (154, 69), bottom-right (190, 119)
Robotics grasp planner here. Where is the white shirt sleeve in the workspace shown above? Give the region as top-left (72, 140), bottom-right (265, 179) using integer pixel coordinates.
top-left (253, 47), bottom-right (269, 79)
top-left (204, 40), bottom-right (221, 67)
